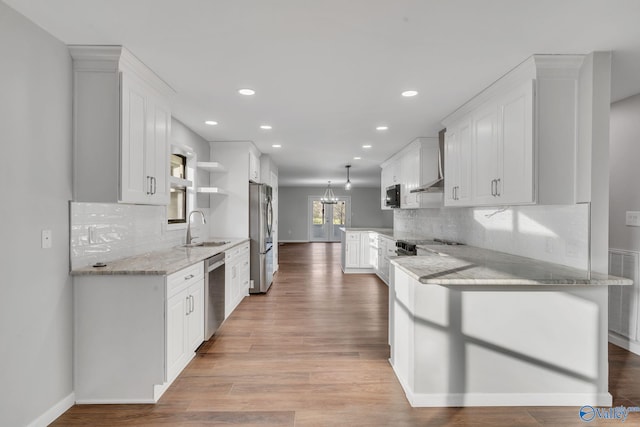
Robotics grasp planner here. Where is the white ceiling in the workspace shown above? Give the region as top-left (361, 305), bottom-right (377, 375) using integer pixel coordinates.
top-left (6, 0), bottom-right (640, 186)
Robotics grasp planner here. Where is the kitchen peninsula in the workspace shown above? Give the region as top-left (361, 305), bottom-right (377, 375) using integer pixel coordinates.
top-left (71, 239), bottom-right (249, 404)
top-left (389, 245), bottom-right (631, 407)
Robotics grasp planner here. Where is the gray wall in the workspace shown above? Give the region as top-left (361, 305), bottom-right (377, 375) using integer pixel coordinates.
top-left (610, 92), bottom-right (640, 252)
top-left (0, 3), bottom-right (74, 425)
top-left (279, 186), bottom-right (392, 241)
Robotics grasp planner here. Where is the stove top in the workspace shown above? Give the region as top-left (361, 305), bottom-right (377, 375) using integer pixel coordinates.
top-left (395, 238), bottom-right (463, 256)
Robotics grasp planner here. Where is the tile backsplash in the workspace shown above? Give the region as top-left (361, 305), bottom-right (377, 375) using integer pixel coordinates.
top-left (394, 204), bottom-right (590, 270)
top-left (70, 202), bottom-right (209, 269)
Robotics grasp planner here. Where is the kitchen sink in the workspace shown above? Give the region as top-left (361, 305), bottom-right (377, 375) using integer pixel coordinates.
top-left (180, 240), bottom-right (230, 248)
top-left (202, 240), bottom-right (231, 247)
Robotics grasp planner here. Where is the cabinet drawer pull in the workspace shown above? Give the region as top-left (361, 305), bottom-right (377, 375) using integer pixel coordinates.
top-left (184, 274), bottom-right (195, 280)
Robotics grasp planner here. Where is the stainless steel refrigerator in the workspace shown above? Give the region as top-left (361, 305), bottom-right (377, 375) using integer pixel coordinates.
top-left (249, 183), bottom-right (274, 293)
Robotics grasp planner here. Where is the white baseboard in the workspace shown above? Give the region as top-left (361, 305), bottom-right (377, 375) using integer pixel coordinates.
top-left (391, 363), bottom-right (612, 407)
top-left (609, 331), bottom-right (640, 356)
top-left (75, 397), bottom-right (157, 404)
top-left (27, 392), bottom-right (75, 427)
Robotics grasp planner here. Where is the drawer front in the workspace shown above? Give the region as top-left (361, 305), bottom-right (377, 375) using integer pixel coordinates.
top-left (226, 242), bottom-right (250, 261)
top-left (167, 262), bottom-right (204, 298)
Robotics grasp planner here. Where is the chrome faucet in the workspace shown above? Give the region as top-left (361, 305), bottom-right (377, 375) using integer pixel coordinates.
top-left (186, 210), bottom-right (206, 245)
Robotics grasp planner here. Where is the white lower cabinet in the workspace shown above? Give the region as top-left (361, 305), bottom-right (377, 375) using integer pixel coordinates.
top-left (342, 231), bottom-right (374, 272)
top-left (376, 235), bottom-right (396, 285)
top-left (166, 264), bottom-right (205, 383)
top-left (74, 261), bottom-right (204, 403)
top-left (225, 242), bottom-right (250, 317)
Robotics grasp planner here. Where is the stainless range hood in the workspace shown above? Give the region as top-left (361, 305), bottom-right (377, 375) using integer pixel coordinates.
top-left (410, 129), bottom-right (445, 194)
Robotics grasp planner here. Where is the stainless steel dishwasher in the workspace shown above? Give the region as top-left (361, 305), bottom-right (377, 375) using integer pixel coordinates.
top-left (204, 252), bottom-right (225, 340)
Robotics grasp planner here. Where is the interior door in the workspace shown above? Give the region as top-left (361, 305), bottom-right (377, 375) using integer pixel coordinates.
top-left (309, 197), bottom-right (350, 242)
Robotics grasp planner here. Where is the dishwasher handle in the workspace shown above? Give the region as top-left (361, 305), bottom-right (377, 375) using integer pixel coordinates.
top-left (207, 260), bottom-right (225, 272)
top-left (205, 252), bottom-right (226, 272)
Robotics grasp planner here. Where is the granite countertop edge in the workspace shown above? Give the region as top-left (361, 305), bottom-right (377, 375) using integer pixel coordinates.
top-left (391, 245), bottom-right (633, 287)
top-left (71, 238), bottom-right (250, 276)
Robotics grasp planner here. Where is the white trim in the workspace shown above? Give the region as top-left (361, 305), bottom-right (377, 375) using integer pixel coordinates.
top-left (75, 397), bottom-right (157, 404)
top-left (279, 240), bottom-right (310, 243)
top-left (342, 267), bottom-right (376, 274)
top-left (609, 332), bottom-right (640, 356)
top-left (27, 392), bottom-right (75, 427)
top-left (392, 364), bottom-right (612, 407)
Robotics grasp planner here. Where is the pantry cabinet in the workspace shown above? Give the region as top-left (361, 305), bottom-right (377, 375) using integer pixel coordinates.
top-left (70, 46), bottom-right (174, 205)
top-left (442, 55), bottom-right (585, 207)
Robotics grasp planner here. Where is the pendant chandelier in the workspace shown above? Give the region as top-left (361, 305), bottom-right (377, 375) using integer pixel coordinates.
top-left (321, 181), bottom-right (338, 204)
top-left (344, 164), bottom-right (352, 190)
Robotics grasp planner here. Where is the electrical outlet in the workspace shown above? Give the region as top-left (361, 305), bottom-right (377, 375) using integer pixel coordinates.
top-left (626, 211), bottom-right (640, 227)
top-left (42, 229), bottom-right (52, 249)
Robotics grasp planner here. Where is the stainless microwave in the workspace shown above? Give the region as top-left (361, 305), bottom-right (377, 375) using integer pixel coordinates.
top-left (385, 184), bottom-right (401, 208)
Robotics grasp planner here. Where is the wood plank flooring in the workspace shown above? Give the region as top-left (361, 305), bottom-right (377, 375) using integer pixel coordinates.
top-left (53, 242), bottom-right (640, 426)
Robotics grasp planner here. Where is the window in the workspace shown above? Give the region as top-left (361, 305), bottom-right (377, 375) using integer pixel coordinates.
top-left (169, 154), bottom-right (187, 223)
top-left (168, 148), bottom-right (195, 225)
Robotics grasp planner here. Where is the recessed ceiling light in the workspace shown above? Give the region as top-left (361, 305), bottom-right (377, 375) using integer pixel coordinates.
top-left (205, 120), bottom-right (218, 126)
top-left (238, 88), bottom-right (255, 96)
top-left (353, 157), bottom-right (362, 160)
top-left (260, 125), bottom-right (272, 130)
top-left (402, 90), bottom-right (418, 97)
top-left (272, 144), bottom-right (282, 148)
top-left (376, 126), bottom-right (389, 131)
top-left (362, 144), bottom-right (372, 149)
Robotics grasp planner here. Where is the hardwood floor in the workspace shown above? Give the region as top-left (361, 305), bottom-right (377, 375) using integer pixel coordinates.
top-left (53, 243), bottom-right (640, 426)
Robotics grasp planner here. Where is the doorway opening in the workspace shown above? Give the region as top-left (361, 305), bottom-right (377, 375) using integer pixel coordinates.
top-left (308, 197), bottom-right (350, 242)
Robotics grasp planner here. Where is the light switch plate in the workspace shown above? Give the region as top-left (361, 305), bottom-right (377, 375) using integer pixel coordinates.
top-left (626, 211), bottom-right (640, 227)
top-left (42, 229), bottom-right (52, 249)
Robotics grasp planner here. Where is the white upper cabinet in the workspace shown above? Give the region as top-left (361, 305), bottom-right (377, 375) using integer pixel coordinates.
top-left (249, 150), bottom-right (261, 183)
top-left (472, 100), bottom-right (501, 204)
top-left (496, 80), bottom-right (534, 205)
top-left (444, 118), bottom-right (472, 206)
top-left (70, 46), bottom-right (174, 205)
top-left (443, 55), bottom-right (585, 207)
top-left (381, 137), bottom-right (443, 209)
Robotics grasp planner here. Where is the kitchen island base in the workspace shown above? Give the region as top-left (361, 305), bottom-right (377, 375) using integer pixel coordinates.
top-left (390, 266), bottom-right (613, 407)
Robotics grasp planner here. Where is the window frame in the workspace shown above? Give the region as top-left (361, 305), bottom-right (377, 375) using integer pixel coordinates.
top-left (167, 144), bottom-right (197, 230)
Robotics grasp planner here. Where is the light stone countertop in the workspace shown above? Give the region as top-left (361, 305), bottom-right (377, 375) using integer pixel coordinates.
top-left (71, 238), bottom-right (249, 276)
top-left (391, 244), bottom-right (632, 286)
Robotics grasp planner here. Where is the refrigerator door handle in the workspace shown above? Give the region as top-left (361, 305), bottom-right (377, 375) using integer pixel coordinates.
top-left (266, 198), bottom-right (273, 238)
